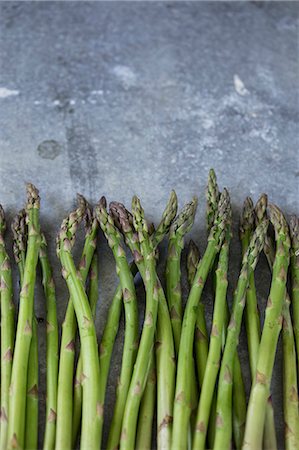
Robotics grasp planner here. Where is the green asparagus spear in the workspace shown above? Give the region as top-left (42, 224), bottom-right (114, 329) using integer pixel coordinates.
top-left (172, 189), bottom-right (230, 450)
top-left (55, 195), bottom-right (98, 450)
top-left (24, 317), bottom-right (38, 450)
top-left (213, 218), bottom-right (268, 450)
top-left (205, 170), bottom-right (247, 449)
top-left (243, 205), bottom-right (290, 450)
top-left (289, 216), bottom-right (299, 370)
top-left (193, 170), bottom-right (220, 390)
top-left (39, 234), bottom-right (59, 450)
top-left (0, 206), bottom-right (15, 450)
top-left (240, 197), bottom-right (260, 376)
top-left (57, 205), bottom-right (102, 450)
top-left (254, 194), bottom-right (278, 450)
top-left (118, 196), bottom-right (158, 450)
top-left (12, 205), bottom-right (39, 450)
top-left (72, 252), bottom-right (99, 448)
top-left (166, 198), bottom-right (198, 354)
top-left (136, 351), bottom-right (156, 450)
top-left (282, 293), bottom-right (299, 450)
top-left (193, 211), bottom-right (231, 450)
top-left (7, 184), bottom-right (41, 450)
top-left (259, 211), bottom-right (298, 450)
top-left (96, 197), bottom-right (139, 450)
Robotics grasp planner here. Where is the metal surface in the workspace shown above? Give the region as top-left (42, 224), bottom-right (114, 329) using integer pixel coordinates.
top-left (0, 1), bottom-right (298, 448)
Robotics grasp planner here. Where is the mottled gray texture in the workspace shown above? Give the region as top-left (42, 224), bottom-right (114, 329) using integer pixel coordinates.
top-left (0, 1), bottom-right (298, 448)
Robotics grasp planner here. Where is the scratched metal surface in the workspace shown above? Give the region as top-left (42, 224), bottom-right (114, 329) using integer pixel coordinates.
top-left (0, 2), bottom-right (298, 448)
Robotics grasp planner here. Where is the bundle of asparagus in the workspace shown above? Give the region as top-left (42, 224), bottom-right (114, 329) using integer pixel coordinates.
top-left (0, 170), bottom-right (298, 450)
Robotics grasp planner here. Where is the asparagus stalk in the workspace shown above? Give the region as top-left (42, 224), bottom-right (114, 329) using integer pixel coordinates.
top-left (57, 205), bottom-right (102, 450)
top-left (96, 198), bottom-right (139, 450)
top-left (135, 351), bottom-right (156, 450)
top-left (24, 317), bottom-right (39, 450)
top-left (193, 213), bottom-right (231, 450)
top-left (186, 239), bottom-right (200, 288)
top-left (213, 218), bottom-right (268, 450)
top-left (240, 197), bottom-right (260, 376)
top-left (0, 206), bottom-right (15, 450)
top-left (254, 194), bottom-right (278, 450)
top-left (193, 170), bottom-right (220, 390)
top-left (260, 212), bottom-right (299, 450)
top-left (55, 195), bottom-right (98, 450)
top-left (172, 189), bottom-right (230, 450)
top-left (7, 184), bottom-right (41, 450)
top-left (243, 205), bottom-right (290, 450)
top-left (117, 196), bottom-right (158, 450)
top-left (111, 197), bottom-right (176, 450)
top-left (12, 206), bottom-right (39, 450)
top-left (166, 198), bottom-right (198, 353)
top-left (185, 240), bottom-right (201, 438)
top-left (205, 170), bottom-right (247, 449)
top-left (72, 252), bottom-right (99, 447)
top-left (39, 234), bottom-right (59, 450)
top-left (289, 215), bottom-right (299, 370)
top-left (26, 190), bottom-right (41, 450)
top-left (282, 294), bottom-right (299, 450)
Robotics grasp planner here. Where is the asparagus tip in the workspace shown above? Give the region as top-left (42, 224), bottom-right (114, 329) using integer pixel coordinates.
top-left (186, 239), bottom-right (200, 286)
top-left (170, 196), bottom-right (198, 238)
top-left (26, 183), bottom-right (40, 209)
top-left (206, 168), bottom-right (220, 231)
top-left (0, 204), bottom-right (5, 234)
top-left (109, 201), bottom-right (133, 234)
top-left (268, 204), bottom-right (288, 236)
top-left (289, 215), bottom-right (299, 249)
top-left (255, 193), bottom-right (268, 224)
top-left (240, 196), bottom-right (255, 236)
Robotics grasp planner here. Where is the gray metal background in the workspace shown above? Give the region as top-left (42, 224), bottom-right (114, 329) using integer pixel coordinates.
top-left (0, 1), bottom-right (298, 448)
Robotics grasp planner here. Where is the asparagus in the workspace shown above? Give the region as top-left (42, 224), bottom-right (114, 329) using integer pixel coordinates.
top-left (0, 206), bottom-right (15, 450)
top-left (24, 318), bottom-right (39, 450)
top-left (57, 205), bottom-right (102, 450)
top-left (240, 197), bottom-right (260, 376)
top-left (55, 195), bottom-right (98, 450)
top-left (12, 206), bottom-right (39, 450)
top-left (98, 262), bottom-right (138, 409)
top-left (72, 252), bottom-right (99, 447)
top-left (289, 215), bottom-right (299, 370)
top-left (282, 294), bottom-right (299, 450)
top-left (7, 184), bottom-right (41, 450)
top-left (172, 189), bottom-right (230, 450)
top-left (96, 197), bottom-right (139, 450)
top-left (193, 212), bottom-right (231, 450)
top-left (254, 194), bottom-right (278, 450)
top-left (39, 234), bottom-right (59, 450)
top-left (165, 198), bottom-right (198, 353)
top-left (205, 170), bottom-right (247, 449)
top-left (192, 170), bottom-right (220, 390)
top-left (117, 196), bottom-right (158, 450)
top-left (135, 351), bottom-right (156, 450)
top-left (111, 198), bottom-right (176, 450)
top-left (186, 239), bottom-right (200, 288)
top-left (185, 240), bottom-right (201, 439)
top-left (213, 218), bottom-right (268, 450)
top-left (260, 212), bottom-right (299, 450)
top-left (243, 205), bottom-right (290, 450)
